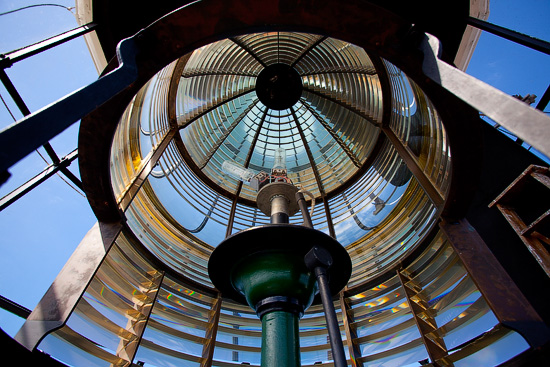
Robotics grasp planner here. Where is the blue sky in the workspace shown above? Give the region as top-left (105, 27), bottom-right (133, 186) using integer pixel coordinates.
top-left (0, 0), bottom-right (549, 349)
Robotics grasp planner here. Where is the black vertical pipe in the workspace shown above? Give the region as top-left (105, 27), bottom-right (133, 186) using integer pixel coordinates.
top-left (305, 247), bottom-right (347, 367)
top-left (315, 267), bottom-right (347, 367)
top-left (296, 191), bottom-right (313, 228)
top-left (270, 195), bottom-right (290, 224)
top-left (271, 212), bottom-right (289, 224)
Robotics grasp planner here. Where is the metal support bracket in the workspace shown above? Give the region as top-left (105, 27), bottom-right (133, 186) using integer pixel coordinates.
top-left (420, 33), bottom-right (550, 158)
top-left (15, 221), bottom-right (123, 351)
top-left (0, 149), bottom-right (79, 211)
top-left (0, 37), bottom-right (139, 174)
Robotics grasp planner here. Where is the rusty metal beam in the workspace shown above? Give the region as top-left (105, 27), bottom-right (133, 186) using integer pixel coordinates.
top-left (396, 269), bottom-right (450, 366)
top-left (494, 204), bottom-right (550, 278)
top-left (15, 221), bottom-right (123, 351)
top-left (440, 218), bottom-right (550, 348)
top-left (339, 292), bottom-right (363, 367)
top-left (118, 128), bottom-right (177, 210)
top-left (488, 165), bottom-right (550, 277)
top-left (382, 126), bottom-right (445, 209)
top-left (420, 33), bottom-right (550, 159)
top-left (200, 293), bottom-right (223, 367)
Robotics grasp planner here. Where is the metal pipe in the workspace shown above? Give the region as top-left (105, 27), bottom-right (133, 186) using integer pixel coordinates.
top-left (467, 17), bottom-right (550, 56)
top-left (296, 191), bottom-right (313, 228)
top-left (0, 23), bottom-right (98, 69)
top-left (271, 195), bottom-right (289, 224)
top-left (0, 69), bottom-right (61, 165)
top-left (315, 267), bottom-right (347, 367)
top-left (305, 247), bottom-right (347, 367)
top-left (261, 310), bottom-right (301, 367)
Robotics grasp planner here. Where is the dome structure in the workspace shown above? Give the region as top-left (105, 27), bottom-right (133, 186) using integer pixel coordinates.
top-left (108, 32), bottom-right (448, 291)
top-left (4, 1), bottom-right (550, 366)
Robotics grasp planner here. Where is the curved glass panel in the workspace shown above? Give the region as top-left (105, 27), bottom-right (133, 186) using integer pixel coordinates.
top-left (385, 61), bottom-right (451, 197)
top-left (36, 227), bottom-right (530, 367)
top-left (110, 33), bottom-right (451, 290)
top-left (176, 32), bottom-right (382, 201)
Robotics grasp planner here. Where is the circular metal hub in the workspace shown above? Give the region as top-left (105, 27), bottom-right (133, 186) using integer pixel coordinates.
top-left (255, 63), bottom-right (303, 110)
top-left (256, 182), bottom-right (300, 217)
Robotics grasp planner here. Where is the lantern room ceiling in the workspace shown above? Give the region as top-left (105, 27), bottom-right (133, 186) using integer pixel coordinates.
top-left (89, 0), bottom-right (470, 66)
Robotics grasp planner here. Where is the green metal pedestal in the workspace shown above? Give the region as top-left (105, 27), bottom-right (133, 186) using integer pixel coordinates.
top-left (208, 224), bottom-right (352, 367)
top-left (262, 310), bottom-right (301, 367)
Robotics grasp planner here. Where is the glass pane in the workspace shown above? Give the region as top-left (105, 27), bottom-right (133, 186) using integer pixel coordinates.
top-left (213, 299), bottom-right (262, 365)
top-left (452, 327), bottom-right (529, 366)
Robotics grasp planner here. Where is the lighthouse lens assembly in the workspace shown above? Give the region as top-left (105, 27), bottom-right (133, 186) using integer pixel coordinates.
top-left (113, 31), bottom-right (450, 298)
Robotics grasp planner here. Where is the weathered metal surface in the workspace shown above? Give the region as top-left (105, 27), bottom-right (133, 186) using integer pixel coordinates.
top-left (522, 209), bottom-right (550, 237)
top-left (15, 221), bottom-right (123, 351)
top-left (339, 293), bottom-right (363, 367)
top-left (117, 128), bottom-right (177, 210)
top-left (420, 33), bottom-right (550, 159)
top-left (397, 269), bottom-right (450, 366)
top-left (489, 165), bottom-right (550, 207)
top-left (496, 204), bottom-right (550, 278)
top-left (440, 218), bottom-right (550, 348)
top-left (489, 165), bottom-right (550, 276)
top-left (200, 293), bottom-right (222, 367)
